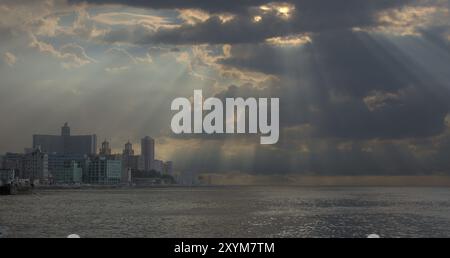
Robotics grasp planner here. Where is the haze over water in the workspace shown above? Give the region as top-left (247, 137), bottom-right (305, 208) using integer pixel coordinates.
top-left (1, 187), bottom-right (449, 238)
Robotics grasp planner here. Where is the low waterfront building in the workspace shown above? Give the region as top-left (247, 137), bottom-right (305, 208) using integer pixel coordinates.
top-left (153, 159), bottom-right (164, 174)
top-left (48, 154), bottom-right (87, 182)
top-left (1, 153), bottom-right (24, 178)
top-left (52, 161), bottom-right (82, 184)
top-left (86, 156), bottom-right (122, 185)
top-left (163, 161), bottom-right (174, 175)
top-left (22, 148), bottom-right (48, 184)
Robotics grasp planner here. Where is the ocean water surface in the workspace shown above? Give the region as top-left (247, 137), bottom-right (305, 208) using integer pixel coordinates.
top-left (0, 187), bottom-right (449, 238)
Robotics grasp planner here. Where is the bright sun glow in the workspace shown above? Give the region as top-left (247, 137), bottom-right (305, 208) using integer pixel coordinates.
top-left (278, 7), bottom-right (291, 16)
top-left (266, 34), bottom-right (312, 47)
top-left (259, 3), bottom-right (295, 19)
top-left (219, 14), bottom-right (235, 23)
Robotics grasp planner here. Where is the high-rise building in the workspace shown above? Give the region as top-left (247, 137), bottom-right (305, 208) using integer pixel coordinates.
top-left (123, 141), bottom-right (134, 156)
top-left (33, 123), bottom-right (97, 155)
top-left (61, 122), bottom-right (70, 137)
top-left (121, 141), bottom-right (139, 183)
top-left (140, 136), bottom-right (155, 172)
top-left (122, 141), bottom-right (139, 173)
top-left (99, 140), bottom-right (112, 156)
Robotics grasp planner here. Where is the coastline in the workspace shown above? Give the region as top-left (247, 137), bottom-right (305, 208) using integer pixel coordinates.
top-left (27, 176), bottom-right (450, 190)
top-left (197, 175), bottom-right (450, 187)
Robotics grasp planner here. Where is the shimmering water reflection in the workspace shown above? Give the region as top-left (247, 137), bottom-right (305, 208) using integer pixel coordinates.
top-left (0, 187), bottom-right (449, 238)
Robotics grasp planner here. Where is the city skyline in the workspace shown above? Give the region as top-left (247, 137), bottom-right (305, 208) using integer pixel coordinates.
top-left (29, 122), bottom-right (163, 158)
top-left (1, 122), bottom-right (174, 185)
top-left (25, 122), bottom-right (162, 157)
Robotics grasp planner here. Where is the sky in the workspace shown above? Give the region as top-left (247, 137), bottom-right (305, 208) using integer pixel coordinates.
top-left (1, 0), bottom-right (450, 175)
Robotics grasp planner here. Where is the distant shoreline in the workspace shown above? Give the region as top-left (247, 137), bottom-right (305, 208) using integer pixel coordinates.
top-left (198, 175), bottom-right (450, 187)
top-left (33, 184), bottom-right (186, 190)
top-left (29, 176), bottom-right (450, 189)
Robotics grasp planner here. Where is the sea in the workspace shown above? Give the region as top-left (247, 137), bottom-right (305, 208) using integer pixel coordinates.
top-left (0, 186), bottom-right (449, 238)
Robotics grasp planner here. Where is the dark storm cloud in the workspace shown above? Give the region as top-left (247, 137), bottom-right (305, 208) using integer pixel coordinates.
top-left (219, 30), bottom-right (450, 139)
top-left (250, 141), bottom-right (424, 175)
top-left (2, 0), bottom-right (450, 177)
top-left (0, 26), bottom-right (16, 44)
top-left (71, 0), bottom-right (413, 16)
top-left (65, 0), bottom-right (450, 176)
top-left (139, 14), bottom-right (290, 45)
top-left (72, 0), bottom-right (416, 45)
top-left (69, 0), bottom-right (271, 13)
top-left (420, 26), bottom-right (450, 54)
top-left (170, 135), bottom-right (444, 175)
top-left (298, 31), bottom-right (450, 139)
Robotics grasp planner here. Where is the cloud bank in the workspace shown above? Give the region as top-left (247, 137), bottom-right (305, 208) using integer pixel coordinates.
top-left (1, 0), bottom-right (450, 175)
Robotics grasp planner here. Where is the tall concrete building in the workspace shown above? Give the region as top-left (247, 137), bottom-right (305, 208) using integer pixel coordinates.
top-left (123, 141), bottom-right (134, 156)
top-left (122, 141), bottom-right (139, 170)
top-left (122, 141), bottom-right (139, 183)
top-left (61, 122), bottom-right (70, 137)
top-left (99, 140), bottom-right (112, 156)
top-left (140, 136), bottom-right (155, 172)
top-left (33, 123), bottom-right (97, 155)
